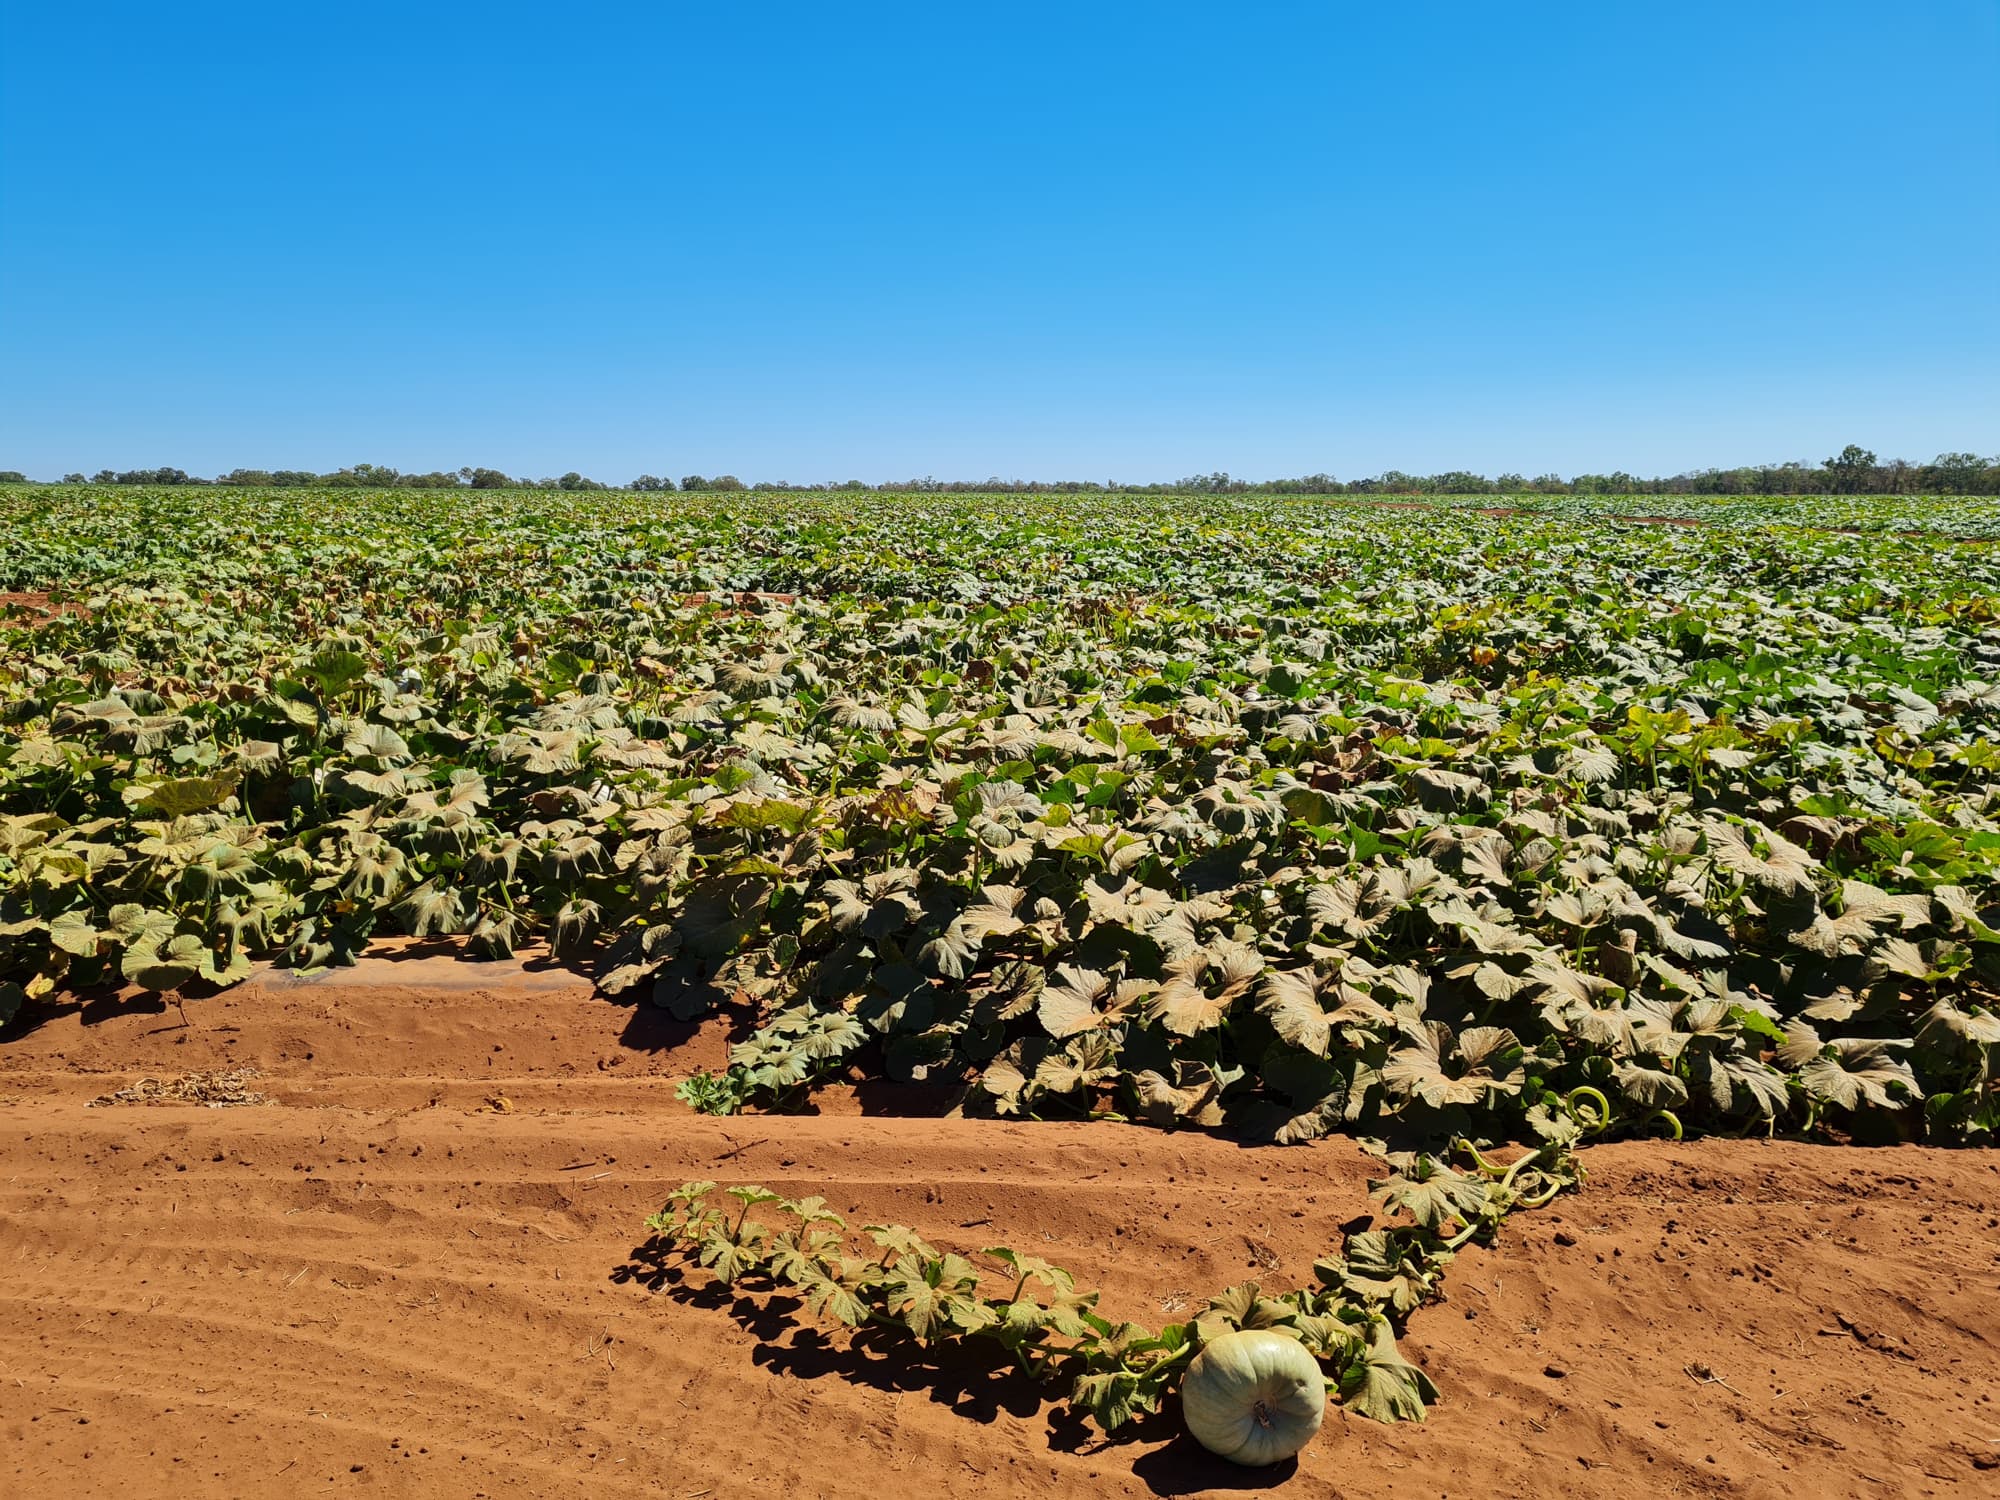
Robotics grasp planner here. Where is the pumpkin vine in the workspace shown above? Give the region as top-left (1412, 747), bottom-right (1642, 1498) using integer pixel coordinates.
top-left (637, 1134), bottom-right (1580, 1435)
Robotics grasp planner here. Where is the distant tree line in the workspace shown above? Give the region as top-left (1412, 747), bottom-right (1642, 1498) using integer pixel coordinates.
top-left (6, 446), bottom-right (1994, 494)
top-left (1154, 448), bottom-right (1998, 497)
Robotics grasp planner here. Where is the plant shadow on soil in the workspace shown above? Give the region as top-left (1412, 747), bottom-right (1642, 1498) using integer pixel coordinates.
top-left (611, 1001), bottom-right (734, 1057)
top-left (609, 1235), bottom-right (1303, 1489)
top-left (5, 986), bottom-right (173, 1042)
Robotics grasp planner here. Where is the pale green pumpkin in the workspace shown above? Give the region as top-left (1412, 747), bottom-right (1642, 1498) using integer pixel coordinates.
top-left (1180, 1329), bottom-right (1327, 1466)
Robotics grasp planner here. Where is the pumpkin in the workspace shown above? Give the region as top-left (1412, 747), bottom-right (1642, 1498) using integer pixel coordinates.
top-left (1180, 1328), bottom-right (1326, 1466)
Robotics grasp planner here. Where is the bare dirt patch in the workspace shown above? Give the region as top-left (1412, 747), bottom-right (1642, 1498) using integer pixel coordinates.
top-left (3, 960), bottom-right (1997, 1498)
top-left (675, 590), bottom-right (803, 613)
top-left (0, 590), bottom-right (87, 628)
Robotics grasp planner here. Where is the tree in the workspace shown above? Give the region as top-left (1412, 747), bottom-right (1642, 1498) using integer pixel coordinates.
top-left (462, 467), bottom-right (513, 489)
top-left (61, 473), bottom-right (85, 484)
top-left (1178, 471), bottom-right (1234, 494)
top-left (321, 463), bottom-right (400, 488)
top-left (90, 467), bottom-right (191, 485)
top-left (709, 474), bottom-right (745, 491)
top-left (1926, 452), bottom-right (1993, 495)
top-left (628, 475), bottom-right (674, 491)
top-left (1433, 470), bottom-right (1494, 494)
top-left (0, 471), bottom-right (25, 483)
top-left (1823, 444), bottom-right (1877, 493)
top-left (680, 475), bottom-right (710, 492)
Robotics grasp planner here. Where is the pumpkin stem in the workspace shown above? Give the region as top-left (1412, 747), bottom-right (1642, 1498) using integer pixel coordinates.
top-left (1252, 1399), bottom-right (1274, 1428)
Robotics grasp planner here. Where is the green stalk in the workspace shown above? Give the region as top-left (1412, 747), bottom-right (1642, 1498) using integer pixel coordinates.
top-left (1566, 1085), bottom-right (1612, 1132)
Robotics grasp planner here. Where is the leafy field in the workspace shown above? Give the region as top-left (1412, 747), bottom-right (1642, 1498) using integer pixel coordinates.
top-left (4, 484), bottom-right (1999, 1442)
top-left (1355, 489), bottom-right (2000, 537)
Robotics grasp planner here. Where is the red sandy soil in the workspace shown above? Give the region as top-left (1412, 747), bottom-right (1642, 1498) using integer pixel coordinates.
top-left (3, 952), bottom-right (1998, 1499)
top-left (675, 592), bottom-right (802, 609)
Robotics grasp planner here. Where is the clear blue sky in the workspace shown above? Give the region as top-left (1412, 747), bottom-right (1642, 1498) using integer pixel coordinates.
top-left (2, 2), bottom-right (1995, 484)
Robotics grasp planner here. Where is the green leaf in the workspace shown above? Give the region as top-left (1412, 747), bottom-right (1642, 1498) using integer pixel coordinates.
top-left (48, 911), bottom-right (104, 957)
top-left (122, 932), bottom-right (205, 992)
top-left (798, 1268), bottom-right (873, 1327)
top-left (780, 1195), bottom-right (846, 1227)
top-left (1374, 1157), bottom-right (1491, 1231)
top-left (1118, 722), bottom-right (1164, 755)
top-left (394, 881), bottom-right (467, 938)
top-left (767, 1226), bottom-right (842, 1283)
top-left (696, 1230), bottom-right (763, 1285)
top-left (303, 647), bottom-right (367, 696)
top-left (121, 772), bottom-right (239, 818)
top-left (342, 722), bottom-right (411, 763)
top-left (1070, 1369), bottom-right (1146, 1431)
top-left (1338, 1231), bottom-right (1437, 1317)
top-left (716, 798), bottom-right (811, 834)
top-left (864, 1223), bottom-right (940, 1263)
top-left (1383, 1021), bottom-right (1523, 1108)
top-left (1728, 1004), bottom-right (1787, 1045)
top-left (198, 940), bottom-right (254, 988)
top-left (1799, 1038), bottom-right (1918, 1111)
top-left (1338, 1320), bottom-right (1436, 1422)
top-left (1613, 1061), bottom-right (1689, 1110)
top-left (1202, 1281), bottom-right (1296, 1331)
top-left (878, 1266), bottom-right (950, 1342)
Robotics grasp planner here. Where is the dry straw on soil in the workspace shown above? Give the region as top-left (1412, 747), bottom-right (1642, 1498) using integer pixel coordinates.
top-left (87, 1067), bottom-right (268, 1107)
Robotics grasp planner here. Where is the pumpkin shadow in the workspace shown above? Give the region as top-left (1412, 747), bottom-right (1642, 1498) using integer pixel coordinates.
top-left (1130, 1433), bottom-right (1299, 1493)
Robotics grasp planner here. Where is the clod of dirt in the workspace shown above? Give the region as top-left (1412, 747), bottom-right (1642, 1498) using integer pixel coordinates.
top-left (1830, 1312), bottom-right (1918, 1360)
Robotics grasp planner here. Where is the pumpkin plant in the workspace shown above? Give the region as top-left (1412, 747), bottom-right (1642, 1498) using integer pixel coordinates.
top-left (638, 1135), bottom-right (1579, 1438)
top-left (6, 484), bottom-right (1998, 1146)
